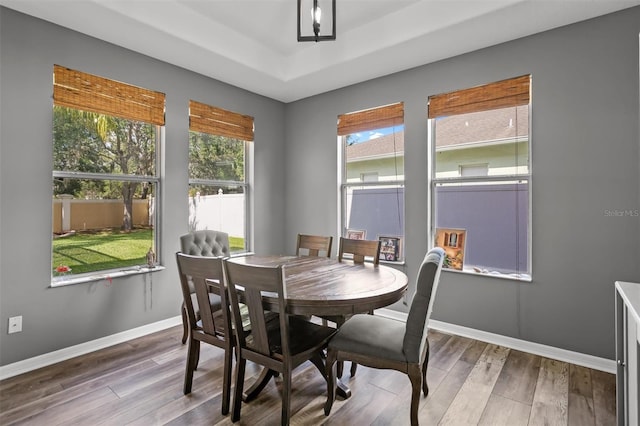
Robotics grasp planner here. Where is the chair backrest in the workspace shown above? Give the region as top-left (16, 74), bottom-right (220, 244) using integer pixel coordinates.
top-left (180, 230), bottom-right (230, 257)
top-left (223, 260), bottom-right (291, 360)
top-left (402, 247), bottom-right (445, 363)
top-left (296, 234), bottom-right (333, 258)
top-left (176, 252), bottom-right (231, 339)
top-left (338, 237), bottom-right (381, 265)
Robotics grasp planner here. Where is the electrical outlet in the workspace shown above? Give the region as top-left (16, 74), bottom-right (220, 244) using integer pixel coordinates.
top-left (8, 316), bottom-right (22, 334)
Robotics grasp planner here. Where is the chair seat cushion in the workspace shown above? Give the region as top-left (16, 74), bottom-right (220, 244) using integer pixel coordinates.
top-left (191, 292), bottom-right (222, 315)
top-left (253, 316), bottom-right (336, 357)
top-left (329, 314), bottom-right (407, 363)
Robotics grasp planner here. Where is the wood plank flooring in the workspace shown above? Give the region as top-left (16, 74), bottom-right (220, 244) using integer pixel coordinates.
top-left (0, 326), bottom-right (616, 425)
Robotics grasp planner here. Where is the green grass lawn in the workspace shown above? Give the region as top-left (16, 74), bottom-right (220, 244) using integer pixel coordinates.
top-left (53, 228), bottom-right (154, 275)
top-left (52, 229), bottom-right (245, 276)
top-left (229, 236), bottom-right (245, 252)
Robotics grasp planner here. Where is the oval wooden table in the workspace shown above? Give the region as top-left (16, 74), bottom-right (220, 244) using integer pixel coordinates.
top-left (225, 254), bottom-right (409, 400)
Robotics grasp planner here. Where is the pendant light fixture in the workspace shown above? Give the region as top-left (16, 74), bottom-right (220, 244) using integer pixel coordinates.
top-left (297, 0), bottom-right (336, 42)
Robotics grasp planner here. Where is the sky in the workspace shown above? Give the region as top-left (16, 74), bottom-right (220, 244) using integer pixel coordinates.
top-left (349, 125), bottom-right (399, 144)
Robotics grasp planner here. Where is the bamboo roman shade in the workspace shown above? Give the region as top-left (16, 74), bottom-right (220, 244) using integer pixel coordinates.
top-left (189, 100), bottom-right (254, 141)
top-left (337, 102), bottom-right (404, 136)
top-left (428, 75), bottom-right (530, 119)
top-left (53, 65), bottom-right (165, 126)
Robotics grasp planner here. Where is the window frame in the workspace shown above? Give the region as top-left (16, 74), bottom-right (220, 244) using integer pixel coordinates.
top-left (187, 134), bottom-right (252, 254)
top-left (51, 66), bottom-right (166, 286)
top-left (338, 103), bottom-right (406, 264)
top-left (187, 100), bottom-right (254, 254)
top-left (51, 119), bottom-right (164, 287)
top-left (429, 100), bottom-right (532, 281)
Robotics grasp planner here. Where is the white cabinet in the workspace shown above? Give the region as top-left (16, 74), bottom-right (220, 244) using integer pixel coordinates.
top-left (616, 281), bottom-right (640, 426)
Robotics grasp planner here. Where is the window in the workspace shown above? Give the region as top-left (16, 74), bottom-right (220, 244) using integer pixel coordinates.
top-left (460, 164), bottom-right (489, 177)
top-left (338, 102), bottom-right (405, 262)
top-left (361, 172), bottom-right (379, 182)
top-left (52, 65), bottom-right (164, 282)
top-left (429, 75), bottom-right (531, 278)
top-left (188, 100), bottom-right (253, 253)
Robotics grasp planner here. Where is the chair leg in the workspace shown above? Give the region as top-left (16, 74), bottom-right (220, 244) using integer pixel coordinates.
top-left (231, 357), bottom-right (247, 422)
top-left (334, 316), bottom-right (346, 378)
top-left (221, 345), bottom-right (232, 415)
top-left (408, 365), bottom-right (422, 426)
top-left (324, 350), bottom-right (338, 416)
top-left (281, 366), bottom-right (292, 426)
top-left (183, 338), bottom-right (199, 394)
top-left (421, 356), bottom-right (429, 396)
top-left (181, 304), bottom-right (188, 344)
top-left (194, 344), bottom-right (200, 370)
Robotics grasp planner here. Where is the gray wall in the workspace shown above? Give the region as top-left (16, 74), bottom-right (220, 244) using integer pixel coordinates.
top-left (0, 7), bottom-right (286, 366)
top-left (1, 6), bottom-right (639, 367)
top-left (284, 7), bottom-right (640, 359)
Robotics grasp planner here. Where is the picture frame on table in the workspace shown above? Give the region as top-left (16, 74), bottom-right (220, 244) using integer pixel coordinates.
top-left (346, 229), bottom-right (366, 240)
top-left (377, 235), bottom-right (402, 262)
top-left (434, 228), bottom-right (466, 270)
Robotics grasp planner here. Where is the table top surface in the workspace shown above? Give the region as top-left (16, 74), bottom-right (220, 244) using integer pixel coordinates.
top-left (226, 255), bottom-right (409, 316)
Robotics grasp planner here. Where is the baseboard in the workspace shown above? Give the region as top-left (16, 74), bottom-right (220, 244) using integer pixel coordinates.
top-left (374, 308), bottom-right (616, 374)
top-left (2, 310), bottom-right (616, 380)
top-left (0, 315), bottom-right (182, 381)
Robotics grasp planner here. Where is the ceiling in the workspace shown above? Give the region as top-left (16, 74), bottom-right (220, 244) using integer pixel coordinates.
top-left (2, 0), bottom-right (638, 102)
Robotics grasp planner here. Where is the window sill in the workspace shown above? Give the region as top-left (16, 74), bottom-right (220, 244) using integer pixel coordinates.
top-left (442, 266), bottom-right (531, 282)
top-left (50, 265), bottom-right (165, 288)
top-left (380, 259), bottom-right (405, 267)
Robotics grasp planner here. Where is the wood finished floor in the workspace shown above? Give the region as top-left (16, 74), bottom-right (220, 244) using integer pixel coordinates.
top-left (0, 326), bottom-right (616, 425)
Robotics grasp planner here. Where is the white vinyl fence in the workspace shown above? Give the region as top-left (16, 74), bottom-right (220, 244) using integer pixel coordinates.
top-left (188, 192), bottom-right (245, 238)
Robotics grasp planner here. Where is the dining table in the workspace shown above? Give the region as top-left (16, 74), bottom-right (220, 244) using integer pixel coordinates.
top-left (225, 254), bottom-right (409, 400)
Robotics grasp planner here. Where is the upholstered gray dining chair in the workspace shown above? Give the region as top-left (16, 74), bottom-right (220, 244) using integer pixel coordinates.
top-left (179, 230), bottom-right (230, 344)
top-left (324, 247), bottom-right (445, 426)
top-left (335, 236), bottom-right (382, 377)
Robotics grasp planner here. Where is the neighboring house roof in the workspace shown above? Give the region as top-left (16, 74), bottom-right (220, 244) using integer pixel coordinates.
top-left (346, 131), bottom-right (404, 162)
top-left (435, 105), bottom-right (529, 148)
top-left (346, 105), bottom-right (529, 161)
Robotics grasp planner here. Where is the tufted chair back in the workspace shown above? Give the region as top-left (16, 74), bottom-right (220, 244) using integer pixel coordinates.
top-left (180, 230), bottom-right (230, 293)
top-left (180, 230), bottom-right (230, 257)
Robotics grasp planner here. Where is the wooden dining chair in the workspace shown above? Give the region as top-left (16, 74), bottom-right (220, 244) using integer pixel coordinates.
top-left (295, 233), bottom-right (333, 258)
top-left (223, 258), bottom-right (336, 426)
top-left (179, 230), bottom-right (231, 344)
top-left (176, 252), bottom-right (235, 415)
top-left (338, 237), bottom-right (381, 265)
top-left (324, 247), bottom-right (446, 426)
